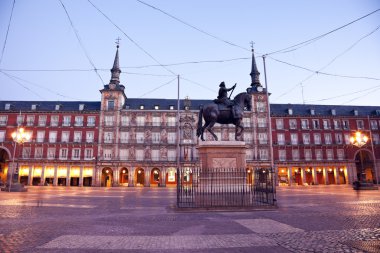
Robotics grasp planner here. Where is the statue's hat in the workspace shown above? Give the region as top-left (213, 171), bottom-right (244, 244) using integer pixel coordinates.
top-left (219, 81), bottom-right (225, 87)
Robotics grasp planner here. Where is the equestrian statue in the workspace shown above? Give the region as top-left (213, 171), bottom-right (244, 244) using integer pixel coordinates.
top-left (197, 82), bottom-right (252, 141)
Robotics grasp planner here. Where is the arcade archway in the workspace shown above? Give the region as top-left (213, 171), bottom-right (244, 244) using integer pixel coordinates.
top-left (150, 168), bottom-right (160, 185)
top-left (119, 168), bottom-right (129, 186)
top-left (135, 168), bottom-right (145, 186)
top-left (0, 147), bottom-right (11, 185)
top-left (355, 150), bottom-right (375, 183)
top-left (101, 168), bottom-right (113, 187)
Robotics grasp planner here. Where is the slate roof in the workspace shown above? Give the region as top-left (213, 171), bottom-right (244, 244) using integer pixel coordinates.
top-left (1, 100), bottom-right (380, 116)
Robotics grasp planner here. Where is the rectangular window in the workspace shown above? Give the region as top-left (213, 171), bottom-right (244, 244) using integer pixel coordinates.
top-left (105, 116), bottom-right (114, 126)
top-left (136, 132), bottom-right (144, 143)
top-left (289, 119), bottom-right (297, 129)
top-left (73, 132), bottom-right (82, 142)
top-left (38, 115), bottom-right (47, 126)
top-left (259, 149), bottom-right (268, 160)
top-left (59, 148), bottom-right (68, 159)
top-left (304, 149), bottom-right (312, 161)
top-left (87, 116), bottom-right (96, 127)
top-left (292, 150), bottom-right (299, 161)
top-left (337, 149), bottom-right (344, 160)
top-left (242, 117), bottom-right (251, 127)
top-left (326, 149), bottom-right (334, 160)
top-left (344, 133), bottom-right (351, 144)
top-left (335, 133), bottom-right (343, 144)
top-left (104, 132), bottom-right (113, 143)
top-left (303, 133), bottom-right (310, 145)
top-left (137, 116), bottom-right (145, 126)
top-left (85, 148), bottom-right (93, 160)
top-left (152, 132), bottom-right (160, 143)
top-left (63, 116), bottom-right (71, 126)
top-left (119, 149), bottom-right (128, 160)
top-left (168, 132), bottom-right (176, 144)
top-left (107, 100), bottom-right (115, 110)
top-left (333, 120), bottom-right (341, 129)
top-left (121, 116), bottom-right (129, 126)
top-left (86, 131), bottom-right (94, 143)
top-left (168, 150), bottom-right (176, 161)
top-left (324, 133), bottom-right (332, 144)
top-left (36, 131), bottom-right (45, 143)
top-left (152, 149), bottom-right (159, 161)
top-left (256, 102), bottom-right (265, 112)
top-left (136, 149), bottom-right (144, 161)
top-left (290, 133), bottom-right (298, 145)
top-left (0, 116), bottom-right (7, 126)
top-left (312, 119), bottom-right (320, 129)
top-left (301, 119), bottom-right (309, 129)
top-left (257, 118), bottom-right (266, 128)
top-left (370, 120), bottom-right (378, 130)
top-left (315, 149), bottom-right (323, 160)
top-left (79, 104), bottom-right (85, 111)
top-left (26, 115), bottom-right (35, 126)
top-left (373, 134), bottom-right (380, 144)
top-left (17, 115), bottom-right (24, 125)
top-left (49, 131), bottom-right (57, 143)
top-left (152, 116), bottom-right (161, 126)
top-left (61, 131), bottom-right (70, 143)
top-left (314, 133), bottom-right (321, 145)
top-left (72, 149), bottom-right (80, 160)
top-left (22, 147), bottom-right (31, 158)
top-left (243, 133), bottom-right (252, 142)
top-left (47, 148), bottom-right (56, 159)
top-left (167, 116), bottom-right (176, 127)
top-left (50, 115), bottom-right (59, 127)
top-left (120, 132), bottom-right (129, 143)
top-left (258, 133), bottom-right (268, 144)
top-left (356, 120), bottom-right (364, 130)
top-left (323, 120), bottom-right (330, 129)
top-left (0, 131), bottom-right (5, 142)
top-left (74, 116), bottom-right (84, 126)
top-left (279, 150), bottom-right (286, 161)
top-left (343, 120), bottom-right (349, 130)
top-left (276, 119), bottom-right (284, 130)
top-left (103, 149), bottom-right (112, 160)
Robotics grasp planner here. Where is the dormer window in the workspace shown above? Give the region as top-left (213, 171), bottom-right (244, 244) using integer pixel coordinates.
top-left (310, 109), bottom-right (315, 115)
top-left (107, 100), bottom-right (115, 110)
top-left (55, 104), bottom-right (60, 111)
top-left (331, 109), bottom-right (336, 115)
top-left (5, 103), bottom-right (10, 110)
top-left (288, 108), bottom-right (293, 115)
top-left (139, 105), bottom-right (144, 110)
top-left (79, 104), bottom-right (84, 111)
top-left (169, 105), bottom-right (174, 110)
top-left (154, 105), bottom-right (159, 110)
top-left (31, 104), bottom-right (37, 111)
top-left (353, 109), bottom-right (358, 116)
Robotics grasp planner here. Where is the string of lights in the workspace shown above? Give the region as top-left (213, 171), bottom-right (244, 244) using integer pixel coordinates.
top-left (0, 0), bottom-right (16, 67)
top-left (59, 0), bottom-right (105, 85)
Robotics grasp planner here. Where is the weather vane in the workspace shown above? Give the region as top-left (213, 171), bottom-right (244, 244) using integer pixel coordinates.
top-left (115, 37), bottom-right (121, 48)
top-left (250, 41), bottom-right (255, 51)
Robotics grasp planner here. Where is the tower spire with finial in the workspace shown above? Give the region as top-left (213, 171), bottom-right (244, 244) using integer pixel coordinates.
top-left (110, 37), bottom-right (121, 85)
top-left (249, 41), bottom-right (261, 88)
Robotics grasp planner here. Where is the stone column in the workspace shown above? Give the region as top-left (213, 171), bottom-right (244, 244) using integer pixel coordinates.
top-left (28, 166), bottom-right (33, 185)
top-left (79, 166), bottom-right (84, 187)
top-left (66, 167), bottom-right (70, 187)
top-left (301, 167), bottom-right (306, 185)
top-left (324, 168), bottom-right (329, 185)
top-left (53, 166), bottom-right (58, 186)
top-left (113, 168), bottom-right (118, 187)
top-left (145, 168), bottom-right (151, 187)
top-left (287, 167), bottom-right (292, 186)
top-left (160, 168), bottom-right (166, 187)
top-left (128, 167), bottom-right (134, 187)
top-left (41, 166), bottom-right (45, 185)
top-left (312, 167), bottom-right (318, 185)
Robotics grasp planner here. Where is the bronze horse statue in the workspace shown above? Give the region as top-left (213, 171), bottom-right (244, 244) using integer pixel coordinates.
top-left (196, 92), bottom-right (252, 141)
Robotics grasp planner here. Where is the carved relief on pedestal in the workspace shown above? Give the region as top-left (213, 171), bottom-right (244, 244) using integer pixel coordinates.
top-left (212, 158), bottom-right (236, 168)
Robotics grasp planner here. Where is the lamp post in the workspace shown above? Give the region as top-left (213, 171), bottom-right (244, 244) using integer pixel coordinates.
top-left (350, 131), bottom-right (379, 185)
top-left (9, 127), bottom-right (31, 192)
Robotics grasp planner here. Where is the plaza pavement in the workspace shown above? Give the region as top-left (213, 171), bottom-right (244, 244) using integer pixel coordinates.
top-left (0, 185), bottom-right (379, 252)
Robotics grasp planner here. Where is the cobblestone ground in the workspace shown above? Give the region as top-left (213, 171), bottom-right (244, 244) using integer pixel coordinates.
top-left (0, 185), bottom-right (379, 252)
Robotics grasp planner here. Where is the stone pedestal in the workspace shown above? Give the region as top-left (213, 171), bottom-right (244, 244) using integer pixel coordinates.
top-left (197, 141), bottom-right (246, 169)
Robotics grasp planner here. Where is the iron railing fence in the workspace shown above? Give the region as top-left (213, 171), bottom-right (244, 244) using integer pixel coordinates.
top-left (177, 167), bottom-right (276, 208)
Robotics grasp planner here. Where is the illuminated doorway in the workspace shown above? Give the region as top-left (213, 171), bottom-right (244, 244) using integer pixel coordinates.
top-left (120, 168), bottom-right (129, 186)
top-left (136, 168), bottom-right (144, 186)
top-left (101, 168), bottom-right (113, 187)
top-left (151, 168), bottom-right (160, 185)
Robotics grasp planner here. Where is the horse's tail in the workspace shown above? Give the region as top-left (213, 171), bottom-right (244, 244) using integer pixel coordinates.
top-left (196, 106), bottom-right (203, 137)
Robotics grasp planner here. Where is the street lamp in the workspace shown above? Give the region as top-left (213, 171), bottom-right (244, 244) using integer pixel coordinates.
top-left (350, 131), bottom-right (368, 148)
top-left (9, 127), bottom-right (31, 192)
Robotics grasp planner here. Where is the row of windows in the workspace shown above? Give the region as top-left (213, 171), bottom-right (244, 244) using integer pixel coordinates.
top-left (0, 115), bottom-right (96, 127)
top-left (275, 118), bottom-right (380, 130)
top-left (276, 132), bottom-right (380, 145)
top-left (3, 103), bottom-right (85, 111)
top-left (277, 149), bottom-right (345, 161)
top-left (21, 147), bottom-right (94, 160)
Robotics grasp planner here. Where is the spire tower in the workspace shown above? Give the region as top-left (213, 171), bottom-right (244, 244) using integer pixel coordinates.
top-left (249, 45), bottom-right (261, 88)
top-left (110, 42), bottom-right (121, 85)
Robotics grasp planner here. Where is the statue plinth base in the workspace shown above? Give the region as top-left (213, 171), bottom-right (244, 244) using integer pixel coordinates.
top-left (197, 141), bottom-right (246, 169)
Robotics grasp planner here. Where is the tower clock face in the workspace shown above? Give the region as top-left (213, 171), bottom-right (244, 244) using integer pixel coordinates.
top-left (257, 86), bottom-right (263, 92)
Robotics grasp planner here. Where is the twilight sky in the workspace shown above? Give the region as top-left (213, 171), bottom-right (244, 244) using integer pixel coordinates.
top-left (0, 0), bottom-right (379, 106)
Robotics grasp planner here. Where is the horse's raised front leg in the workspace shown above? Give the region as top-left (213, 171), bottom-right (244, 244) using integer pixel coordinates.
top-left (206, 121), bottom-right (218, 141)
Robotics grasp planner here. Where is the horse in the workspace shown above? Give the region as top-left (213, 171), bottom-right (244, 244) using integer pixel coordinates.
top-left (196, 92), bottom-right (252, 141)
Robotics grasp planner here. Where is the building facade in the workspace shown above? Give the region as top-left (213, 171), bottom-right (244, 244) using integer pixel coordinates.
top-left (0, 47), bottom-right (379, 187)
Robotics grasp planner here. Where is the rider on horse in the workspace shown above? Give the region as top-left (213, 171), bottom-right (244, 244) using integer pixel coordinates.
top-left (214, 82), bottom-right (238, 118)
